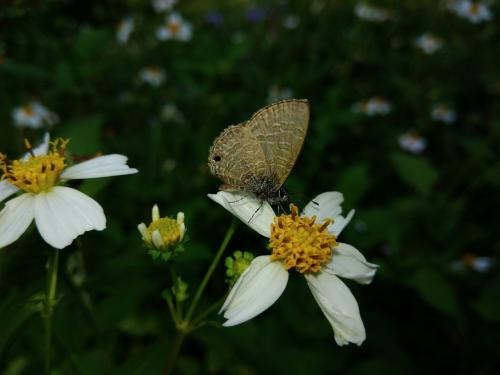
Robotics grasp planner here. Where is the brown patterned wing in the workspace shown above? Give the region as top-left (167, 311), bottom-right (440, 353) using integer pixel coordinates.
top-left (246, 99), bottom-right (309, 188)
top-left (208, 122), bottom-right (269, 190)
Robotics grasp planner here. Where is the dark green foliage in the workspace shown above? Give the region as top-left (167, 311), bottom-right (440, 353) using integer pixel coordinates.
top-left (1, 0), bottom-right (499, 374)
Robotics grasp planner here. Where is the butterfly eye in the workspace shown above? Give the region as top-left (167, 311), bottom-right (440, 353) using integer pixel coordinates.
top-left (213, 155), bottom-right (221, 162)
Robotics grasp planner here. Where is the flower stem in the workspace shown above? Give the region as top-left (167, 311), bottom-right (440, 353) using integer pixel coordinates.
top-left (163, 330), bottom-right (186, 375)
top-left (184, 218), bottom-right (237, 322)
top-left (163, 218), bottom-right (237, 374)
top-left (44, 249), bottom-right (59, 375)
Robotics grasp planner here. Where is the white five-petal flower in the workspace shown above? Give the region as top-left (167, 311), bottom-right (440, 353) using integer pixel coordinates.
top-left (0, 134), bottom-right (138, 249)
top-left (208, 191), bottom-right (378, 346)
top-left (156, 13), bottom-right (193, 42)
top-left (12, 101), bottom-right (59, 129)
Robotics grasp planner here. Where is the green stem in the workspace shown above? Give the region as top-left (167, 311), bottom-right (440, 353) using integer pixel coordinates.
top-left (184, 219), bottom-right (237, 323)
top-left (163, 219), bottom-right (237, 374)
top-left (44, 249), bottom-right (60, 375)
top-left (163, 330), bottom-right (186, 375)
top-left (191, 294), bottom-right (228, 327)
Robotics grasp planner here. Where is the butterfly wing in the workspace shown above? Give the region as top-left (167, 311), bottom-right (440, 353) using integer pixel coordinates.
top-left (246, 99), bottom-right (309, 188)
top-left (208, 122), bottom-right (269, 191)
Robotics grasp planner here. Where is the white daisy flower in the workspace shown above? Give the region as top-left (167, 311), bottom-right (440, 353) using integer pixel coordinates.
top-left (208, 191), bottom-right (378, 346)
top-left (352, 97), bottom-right (392, 116)
top-left (139, 66), bottom-right (166, 87)
top-left (156, 13), bottom-right (193, 42)
top-left (431, 104), bottom-right (457, 124)
top-left (12, 101), bottom-right (59, 129)
top-left (283, 14), bottom-right (300, 29)
top-left (0, 134), bottom-right (138, 249)
top-left (267, 85), bottom-right (294, 104)
top-left (152, 0), bottom-right (177, 13)
top-left (137, 204), bottom-right (186, 251)
top-left (450, 253), bottom-right (494, 273)
top-left (354, 2), bottom-right (391, 22)
top-left (449, 1), bottom-right (493, 23)
top-left (116, 17), bottom-right (135, 45)
top-left (415, 33), bottom-right (443, 55)
top-left (398, 131), bottom-right (428, 154)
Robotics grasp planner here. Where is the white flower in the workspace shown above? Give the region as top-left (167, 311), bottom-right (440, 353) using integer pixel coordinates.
top-left (12, 102), bottom-right (59, 129)
top-left (116, 17), bottom-right (135, 45)
top-left (139, 66), bottom-right (166, 87)
top-left (267, 85), bottom-right (294, 104)
top-left (0, 134), bottom-right (138, 249)
top-left (152, 0), bottom-right (177, 13)
top-left (398, 131), bottom-right (428, 154)
top-left (156, 13), bottom-right (193, 42)
top-left (208, 191), bottom-right (378, 346)
top-left (352, 97), bottom-right (392, 116)
top-left (415, 33), bottom-right (443, 54)
top-left (161, 103), bottom-right (184, 123)
top-left (450, 253), bottom-right (494, 273)
top-left (283, 14), bottom-right (300, 29)
top-left (354, 2), bottom-right (391, 22)
top-left (137, 204), bottom-right (186, 251)
top-left (448, 1), bottom-right (493, 23)
top-left (431, 104), bottom-right (457, 124)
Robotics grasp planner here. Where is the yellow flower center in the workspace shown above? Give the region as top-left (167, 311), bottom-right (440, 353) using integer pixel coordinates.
top-left (147, 217), bottom-right (181, 248)
top-left (270, 204), bottom-right (337, 274)
top-left (22, 104), bottom-right (34, 116)
top-left (168, 21), bottom-right (181, 34)
top-left (469, 3), bottom-right (480, 15)
top-left (0, 138), bottom-right (68, 193)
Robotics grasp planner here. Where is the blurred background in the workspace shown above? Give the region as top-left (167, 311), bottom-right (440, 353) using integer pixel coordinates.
top-left (1, 0), bottom-right (500, 373)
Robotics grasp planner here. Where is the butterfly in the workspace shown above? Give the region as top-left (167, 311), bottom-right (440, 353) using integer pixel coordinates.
top-left (208, 99), bottom-right (310, 205)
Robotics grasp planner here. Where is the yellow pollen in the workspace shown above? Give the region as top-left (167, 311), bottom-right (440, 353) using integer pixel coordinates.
top-left (168, 21), bottom-right (181, 34)
top-left (148, 217), bottom-right (181, 247)
top-left (469, 4), bottom-right (480, 15)
top-left (270, 204), bottom-right (337, 274)
top-left (22, 104), bottom-right (34, 116)
top-left (0, 138), bottom-right (69, 193)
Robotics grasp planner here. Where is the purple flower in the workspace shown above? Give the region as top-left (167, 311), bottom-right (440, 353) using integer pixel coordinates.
top-left (206, 11), bottom-right (223, 26)
top-left (245, 7), bottom-right (267, 22)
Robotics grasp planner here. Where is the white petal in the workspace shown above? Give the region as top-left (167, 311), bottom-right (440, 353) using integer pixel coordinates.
top-left (302, 192), bottom-right (344, 219)
top-left (207, 191), bottom-right (275, 238)
top-left (0, 180), bottom-right (19, 203)
top-left (0, 193), bottom-right (35, 248)
top-left (22, 132), bottom-right (50, 160)
top-left (221, 256), bottom-right (288, 326)
top-left (302, 192), bottom-right (355, 236)
top-left (305, 272), bottom-right (366, 346)
top-left (324, 242), bottom-right (379, 284)
top-left (34, 187), bottom-right (106, 249)
top-left (60, 154), bottom-right (138, 180)
top-left (330, 209), bottom-right (355, 236)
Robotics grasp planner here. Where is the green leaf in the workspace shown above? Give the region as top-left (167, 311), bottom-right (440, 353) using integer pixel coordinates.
top-left (391, 153), bottom-right (438, 195)
top-left (412, 268), bottom-right (462, 320)
top-left (58, 115), bottom-right (103, 155)
top-left (337, 163), bottom-right (370, 206)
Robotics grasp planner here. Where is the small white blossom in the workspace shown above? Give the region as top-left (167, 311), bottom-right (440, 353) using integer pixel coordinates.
top-left (12, 102), bottom-right (59, 129)
top-left (116, 17), bottom-right (135, 45)
top-left (352, 97), bottom-right (392, 116)
top-left (450, 254), bottom-right (493, 273)
top-left (152, 0), bottom-right (177, 13)
top-left (139, 66), bottom-right (166, 87)
top-left (398, 131), bottom-right (428, 154)
top-left (267, 85), bottom-right (294, 104)
top-left (415, 33), bottom-right (443, 54)
top-left (156, 13), bottom-right (193, 42)
top-left (283, 14), bottom-right (300, 29)
top-left (431, 104), bottom-right (457, 124)
top-left (448, 1), bottom-right (493, 23)
top-left (161, 103), bottom-right (184, 123)
top-left (354, 2), bottom-right (391, 22)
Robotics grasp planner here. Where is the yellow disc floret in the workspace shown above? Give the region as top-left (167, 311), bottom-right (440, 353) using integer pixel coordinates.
top-left (147, 217), bottom-right (182, 249)
top-left (0, 138), bottom-right (69, 193)
top-left (270, 204), bottom-right (337, 274)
